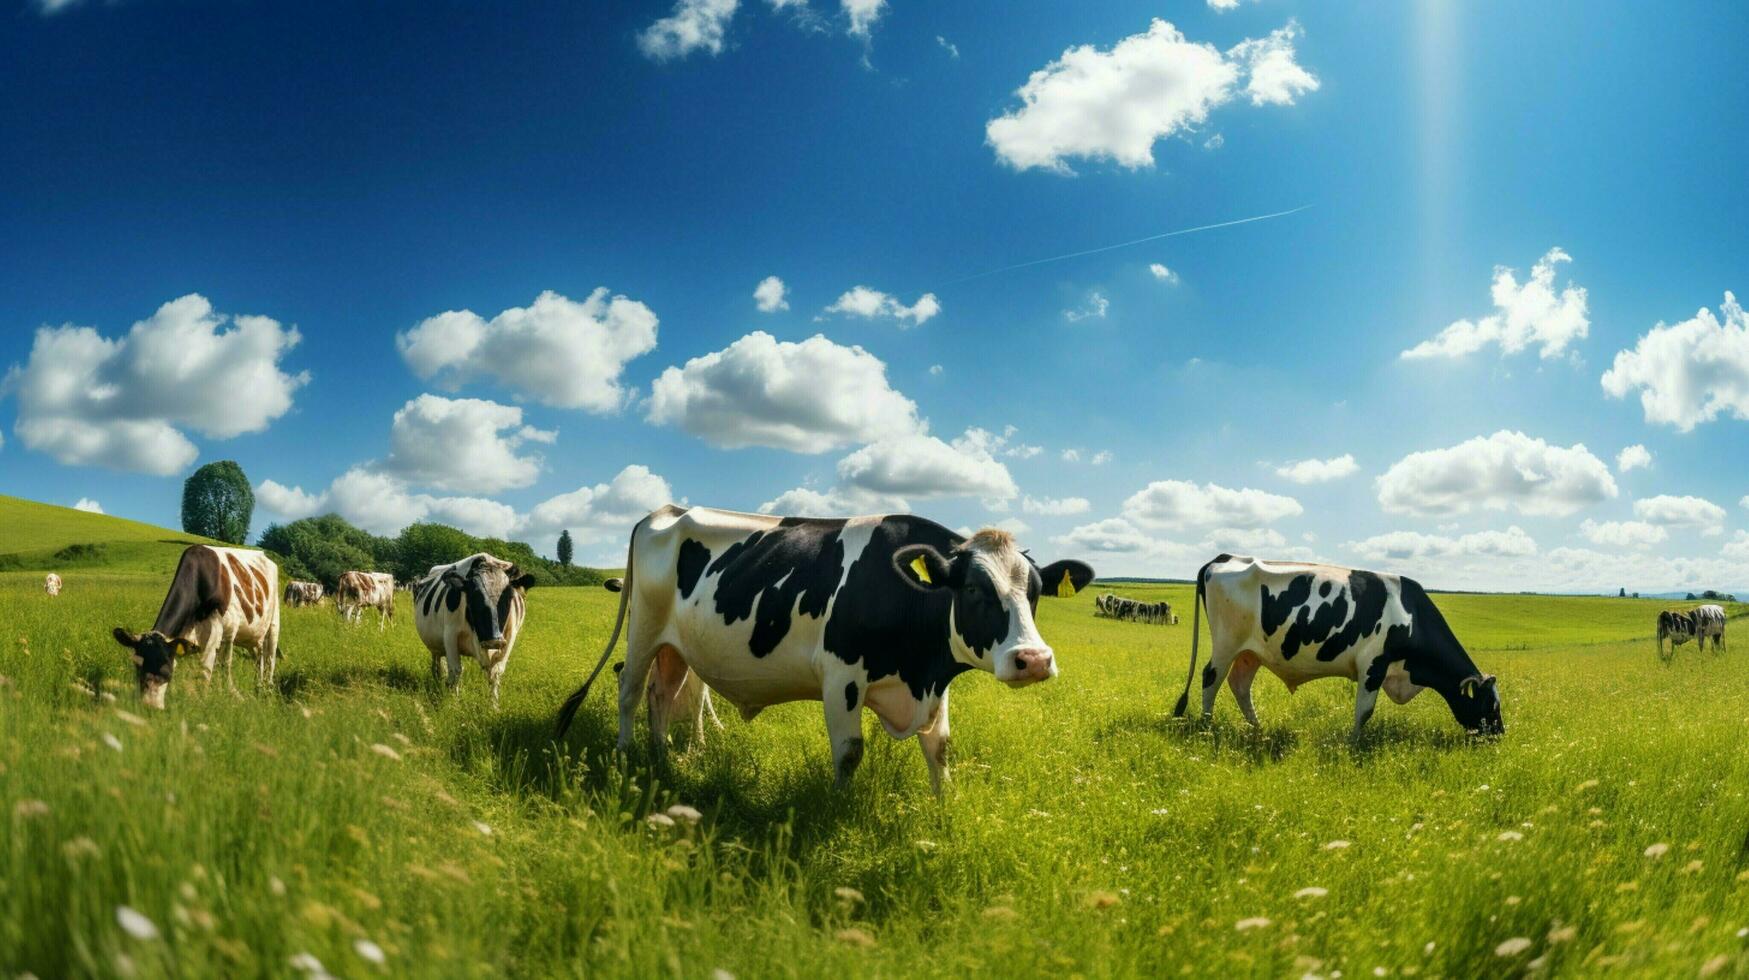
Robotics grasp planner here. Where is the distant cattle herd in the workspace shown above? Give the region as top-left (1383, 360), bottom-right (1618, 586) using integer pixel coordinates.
top-left (31, 503), bottom-right (1736, 791)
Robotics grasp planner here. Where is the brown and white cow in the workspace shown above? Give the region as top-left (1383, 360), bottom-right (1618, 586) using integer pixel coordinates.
top-left (336, 570), bottom-right (395, 627)
top-left (111, 545), bottom-right (281, 709)
top-left (284, 580), bottom-right (324, 608)
top-left (44, 573), bottom-right (63, 597)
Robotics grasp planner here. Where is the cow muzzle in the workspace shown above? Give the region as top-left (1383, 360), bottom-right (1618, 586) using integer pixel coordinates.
top-left (141, 680), bottom-right (169, 710)
top-left (1003, 647), bottom-right (1056, 686)
top-left (481, 635), bottom-right (507, 651)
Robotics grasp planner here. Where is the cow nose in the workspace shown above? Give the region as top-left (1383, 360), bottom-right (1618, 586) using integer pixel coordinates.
top-left (1012, 647), bottom-right (1055, 680)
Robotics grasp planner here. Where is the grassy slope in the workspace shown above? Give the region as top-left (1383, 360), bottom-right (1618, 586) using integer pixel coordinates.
top-left (0, 494), bottom-right (222, 576)
top-left (3, 530), bottom-right (1749, 976)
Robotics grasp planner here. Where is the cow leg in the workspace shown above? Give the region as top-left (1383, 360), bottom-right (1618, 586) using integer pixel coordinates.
top-left (429, 649), bottom-right (445, 684)
top-left (443, 637), bottom-right (464, 692)
top-left (644, 645), bottom-right (689, 763)
top-left (485, 656), bottom-right (507, 710)
top-left (259, 619), bottom-right (280, 690)
top-left (1225, 652), bottom-right (1262, 727)
top-left (1200, 645), bottom-right (1238, 719)
top-left (917, 690), bottom-right (952, 797)
top-left (1352, 680), bottom-right (1381, 736)
top-left (824, 678), bottom-right (866, 788)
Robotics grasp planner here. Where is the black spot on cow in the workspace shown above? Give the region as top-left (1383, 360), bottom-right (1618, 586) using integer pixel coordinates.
top-left (1260, 575), bottom-right (1312, 638)
top-left (677, 539), bottom-right (710, 600)
top-left (1201, 663), bottom-right (1217, 689)
top-left (1319, 581), bottom-right (1332, 598)
top-left (822, 516), bottom-right (973, 701)
top-left (1264, 571), bottom-right (1389, 662)
top-left (1393, 577), bottom-right (1502, 733)
top-left (952, 562), bottom-right (1011, 657)
top-left (844, 681), bottom-right (859, 712)
top-left (708, 519), bottom-right (847, 658)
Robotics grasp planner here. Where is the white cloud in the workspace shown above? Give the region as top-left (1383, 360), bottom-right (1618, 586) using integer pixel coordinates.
top-left (2, 294), bottom-right (308, 476)
top-left (33, 0), bottom-right (81, 13)
top-left (1375, 430), bottom-right (1617, 518)
top-left (1346, 526), bottom-right (1539, 562)
top-left (1052, 517), bottom-right (1317, 577)
top-left (1401, 249), bottom-right (1589, 361)
top-left (985, 19), bottom-right (1317, 174)
top-left (517, 465), bottom-right (675, 546)
top-left (836, 427), bottom-right (1018, 503)
top-left (937, 35), bottom-right (959, 58)
top-left (1054, 517), bottom-right (1160, 555)
top-left (1149, 263), bottom-right (1179, 284)
top-left (1274, 453), bottom-right (1358, 485)
top-left (327, 468), bottom-right (520, 539)
top-left (753, 275), bottom-right (789, 313)
top-left (256, 479), bottom-right (326, 523)
top-left (72, 497), bottom-right (103, 514)
top-left (1578, 519), bottom-right (1668, 550)
top-left (1091, 450), bottom-right (1112, 465)
top-left (1633, 494), bottom-right (1727, 533)
top-left (1724, 531), bottom-right (1749, 561)
top-left (381, 395), bottom-right (550, 495)
top-left (1616, 444), bottom-right (1653, 473)
top-left (1123, 479), bottom-right (1302, 530)
top-left (759, 484), bottom-right (909, 518)
top-left (1207, 0), bottom-right (1242, 8)
top-left (928, 364), bottom-right (944, 377)
top-left (397, 289), bottom-right (657, 412)
top-left (1601, 292), bottom-right (1749, 431)
top-left (646, 331), bottom-right (920, 452)
top-left (1022, 495), bottom-right (1091, 516)
top-left (823, 286), bottom-right (940, 327)
top-left (1061, 449), bottom-right (1081, 463)
top-left (639, 0), bottom-right (739, 61)
top-left (1064, 292), bottom-right (1110, 322)
top-left (842, 0), bottom-right (883, 38)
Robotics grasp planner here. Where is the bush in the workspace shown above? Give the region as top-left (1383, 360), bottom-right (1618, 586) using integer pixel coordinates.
top-left (256, 515), bottom-right (605, 589)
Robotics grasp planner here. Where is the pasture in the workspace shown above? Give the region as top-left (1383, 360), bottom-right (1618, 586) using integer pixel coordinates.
top-left (4, 516), bottom-right (1749, 977)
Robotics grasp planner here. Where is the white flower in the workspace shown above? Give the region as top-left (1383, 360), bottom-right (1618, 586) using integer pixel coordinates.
top-left (1495, 937), bottom-right (1533, 957)
top-left (666, 804), bottom-right (703, 825)
top-left (1644, 842), bottom-right (1670, 859)
top-left (472, 820), bottom-right (493, 837)
top-left (1294, 886), bottom-right (1328, 900)
top-left (1322, 839), bottom-right (1351, 850)
top-left (1235, 916), bottom-right (1271, 931)
top-left (102, 733), bottom-right (123, 752)
top-left (115, 906), bottom-right (160, 941)
top-left (369, 743), bottom-right (402, 761)
top-left (353, 939), bottom-right (386, 964)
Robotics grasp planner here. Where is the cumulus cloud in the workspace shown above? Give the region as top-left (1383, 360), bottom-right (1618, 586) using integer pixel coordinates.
top-left (1401, 249), bottom-right (1589, 360)
top-left (254, 469), bottom-right (519, 538)
top-left (842, 0), bottom-right (884, 38)
top-left (1091, 450), bottom-right (1112, 465)
top-left (1022, 495), bottom-right (1092, 516)
top-left (647, 332), bottom-right (919, 453)
top-left (517, 465), bottom-right (675, 546)
top-left (1633, 494), bottom-right (1727, 533)
top-left (836, 427), bottom-right (1018, 503)
top-left (256, 479), bottom-right (326, 522)
top-left (1601, 292), bottom-right (1749, 431)
top-left (1375, 430), bottom-right (1617, 518)
top-left (1064, 292), bottom-right (1110, 322)
top-left (759, 484), bottom-right (909, 518)
top-left (754, 275), bottom-right (789, 313)
top-left (72, 497), bottom-right (103, 514)
top-left (1578, 519), bottom-right (1668, 550)
top-left (380, 395), bottom-right (551, 495)
top-left (1123, 479), bottom-right (1302, 530)
top-left (1616, 444), bottom-right (1652, 473)
top-left (2, 294), bottom-right (308, 476)
top-left (985, 19), bottom-right (1317, 174)
top-left (1725, 531), bottom-right (1749, 561)
top-left (823, 286), bottom-right (940, 327)
top-left (639, 0), bottom-right (739, 61)
top-left (1274, 453), bottom-right (1358, 485)
top-left (1149, 263), bottom-right (1179, 284)
top-left (1052, 517), bottom-right (1315, 577)
top-left (1346, 526), bottom-right (1539, 562)
top-left (397, 289), bottom-right (657, 412)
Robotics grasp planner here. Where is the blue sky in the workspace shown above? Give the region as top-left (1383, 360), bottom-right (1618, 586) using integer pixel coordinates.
top-left (3, 0), bottom-right (1747, 592)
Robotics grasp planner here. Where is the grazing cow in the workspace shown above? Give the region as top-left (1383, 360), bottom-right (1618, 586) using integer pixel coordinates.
top-left (336, 570), bottom-right (396, 627)
top-left (555, 505), bottom-right (1094, 794)
top-left (1657, 605), bottom-right (1728, 658)
top-left (44, 573), bottom-right (62, 597)
top-left (1096, 594), bottom-right (1171, 625)
top-left (411, 553), bottom-right (535, 707)
top-left (1174, 554), bottom-right (1503, 736)
top-left (111, 545), bottom-right (281, 709)
top-left (284, 580), bottom-right (324, 608)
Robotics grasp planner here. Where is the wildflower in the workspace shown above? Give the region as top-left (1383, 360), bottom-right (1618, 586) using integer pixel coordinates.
top-left (1294, 887), bottom-right (1328, 900)
top-left (1497, 831), bottom-right (1523, 842)
top-left (1323, 840), bottom-right (1351, 851)
top-left (834, 887), bottom-right (864, 906)
top-left (667, 804), bottom-right (703, 825)
top-left (1235, 917), bottom-right (1271, 931)
top-left (13, 799), bottom-right (51, 819)
top-left (290, 952), bottom-right (335, 978)
top-left (102, 733), bottom-right (123, 752)
top-left (646, 812), bottom-right (676, 830)
top-left (270, 876), bottom-right (287, 897)
top-left (1495, 937), bottom-right (1532, 957)
top-left (713, 971), bottom-right (736, 980)
top-left (1684, 860), bottom-right (1705, 875)
top-left (835, 927), bottom-right (876, 947)
top-left (63, 837), bottom-right (100, 860)
top-left (1701, 955), bottom-right (1731, 978)
top-left (370, 743), bottom-right (401, 762)
top-left (353, 939), bottom-right (386, 965)
top-left (114, 710), bottom-right (147, 728)
top-left (915, 840), bottom-right (937, 851)
top-left (1645, 843), bottom-right (1670, 859)
top-left (471, 821), bottom-right (493, 837)
top-left (115, 906), bottom-right (160, 941)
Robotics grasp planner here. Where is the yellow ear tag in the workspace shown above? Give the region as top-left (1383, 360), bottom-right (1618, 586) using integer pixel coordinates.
top-left (910, 555), bottom-right (933, 584)
top-left (1057, 569), bottom-right (1078, 598)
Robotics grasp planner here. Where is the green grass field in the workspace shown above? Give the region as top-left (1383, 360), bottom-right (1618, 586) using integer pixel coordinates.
top-left (4, 503), bottom-right (1749, 977)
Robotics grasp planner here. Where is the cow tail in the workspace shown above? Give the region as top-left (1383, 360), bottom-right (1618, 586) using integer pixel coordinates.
top-left (555, 527), bottom-right (637, 738)
top-left (1172, 560), bottom-right (1210, 717)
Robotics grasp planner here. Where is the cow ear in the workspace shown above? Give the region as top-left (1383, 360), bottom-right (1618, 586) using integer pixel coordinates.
top-left (1037, 560), bottom-right (1095, 599)
top-left (112, 628), bottom-right (139, 649)
top-left (893, 544), bottom-right (953, 592)
top-left (1460, 675), bottom-right (1482, 698)
top-left (443, 570), bottom-right (467, 589)
top-left (514, 574), bottom-right (537, 591)
top-left (1482, 674), bottom-right (1498, 689)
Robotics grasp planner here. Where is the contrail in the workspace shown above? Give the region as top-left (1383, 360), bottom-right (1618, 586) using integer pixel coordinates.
top-left (935, 204), bottom-right (1312, 287)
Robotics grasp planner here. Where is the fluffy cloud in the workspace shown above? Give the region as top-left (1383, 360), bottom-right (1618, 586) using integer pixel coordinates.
top-left (1375, 431), bottom-right (1617, 518)
top-left (1274, 453), bottom-right (1358, 484)
top-left (1725, 531), bottom-right (1749, 561)
top-left (842, 0), bottom-right (884, 38)
top-left (823, 286), bottom-right (940, 327)
top-left (380, 395), bottom-right (552, 495)
top-left (2, 294), bottom-right (308, 476)
top-left (754, 275), bottom-right (789, 313)
top-left (72, 497), bottom-right (103, 514)
top-left (646, 332), bottom-right (920, 452)
top-left (1616, 444), bottom-right (1652, 473)
top-left (1022, 495), bottom-right (1091, 516)
top-left (256, 479), bottom-right (326, 522)
top-left (1149, 263), bottom-right (1179, 284)
top-left (1052, 517), bottom-right (1316, 577)
top-left (1064, 292), bottom-right (1110, 322)
top-left (1633, 494), bottom-right (1727, 533)
top-left (1578, 519), bottom-right (1668, 550)
top-left (984, 19), bottom-right (1317, 174)
top-left (1601, 292), bottom-right (1749, 431)
top-left (1401, 249), bottom-right (1589, 360)
top-left (397, 289), bottom-right (657, 412)
top-left (836, 428), bottom-right (1018, 503)
top-left (1123, 479), bottom-right (1302, 531)
top-left (328, 468), bottom-right (520, 538)
top-left (758, 484), bottom-right (908, 518)
top-left (638, 0), bottom-right (739, 60)
top-left (1345, 526), bottom-right (1537, 562)
top-left (518, 465), bottom-right (675, 546)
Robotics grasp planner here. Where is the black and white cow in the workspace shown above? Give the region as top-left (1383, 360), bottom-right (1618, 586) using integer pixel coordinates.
top-left (1173, 554), bottom-right (1503, 736)
top-left (1657, 605), bottom-right (1727, 659)
top-left (411, 553), bottom-right (535, 707)
top-left (555, 505), bottom-right (1094, 793)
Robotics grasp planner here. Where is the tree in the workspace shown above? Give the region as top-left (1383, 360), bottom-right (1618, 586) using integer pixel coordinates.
top-left (557, 530), bottom-right (574, 567)
top-left (181, 460), bottom-right (254, 544)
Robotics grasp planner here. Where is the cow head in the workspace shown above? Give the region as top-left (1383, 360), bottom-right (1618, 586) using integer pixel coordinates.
top-left (1450, 673), bottom-right (1503, 735)
top-left (111, 628), bottom-right (196, 709)
top-left (444, 557), bottom-right (536, 650)
top-left (892, 530), bottom-right (1094, 686)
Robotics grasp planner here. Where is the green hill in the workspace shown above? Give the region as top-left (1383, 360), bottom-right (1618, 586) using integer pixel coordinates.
top-left (0, 494), bottom-right (222, 576)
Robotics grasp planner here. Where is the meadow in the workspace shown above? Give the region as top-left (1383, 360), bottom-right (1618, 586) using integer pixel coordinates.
top-left (4, 500), bottom-right (1749, 977)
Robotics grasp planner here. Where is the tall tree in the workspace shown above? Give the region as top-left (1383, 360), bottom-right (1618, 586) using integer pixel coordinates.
top-left (557, 529), bottom-right (574, 567)
top-left (181, 460), bottom-right (254, 544)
